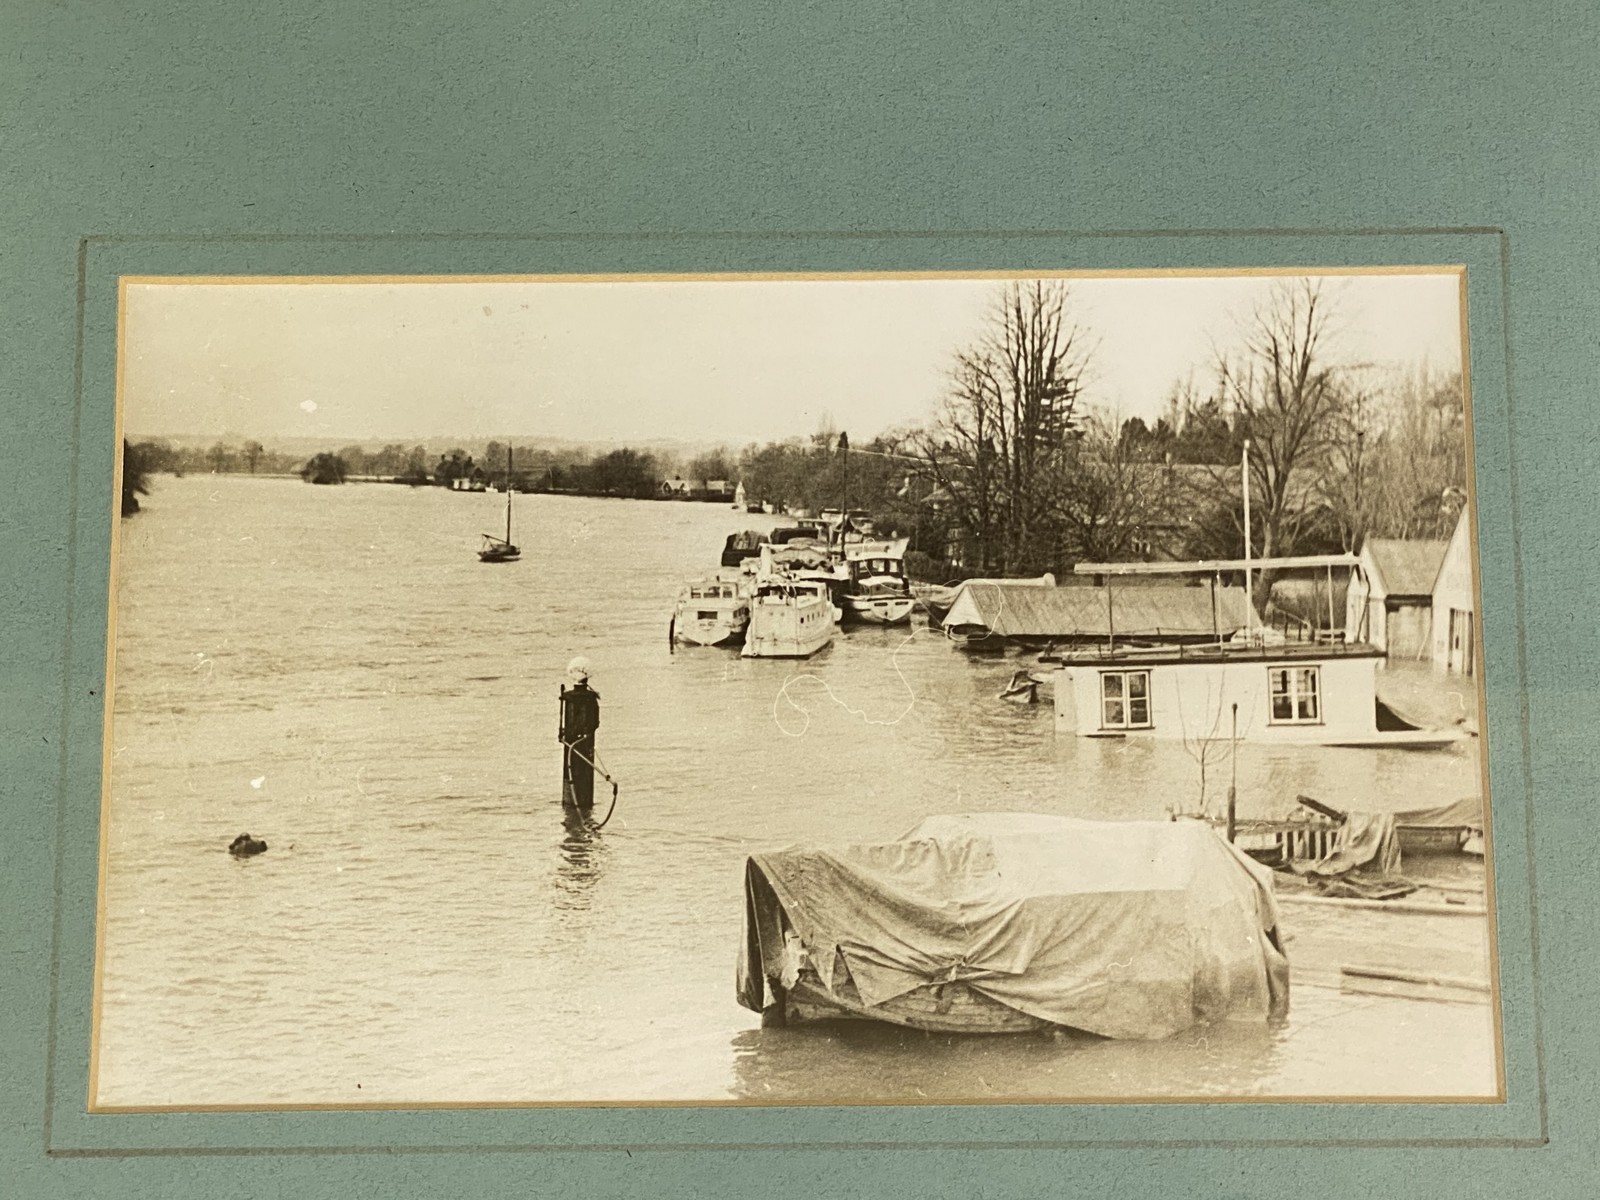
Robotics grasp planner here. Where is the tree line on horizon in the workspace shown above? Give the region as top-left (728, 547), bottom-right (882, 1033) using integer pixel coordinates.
top-left (121, 277), bottom-right (1467, 598)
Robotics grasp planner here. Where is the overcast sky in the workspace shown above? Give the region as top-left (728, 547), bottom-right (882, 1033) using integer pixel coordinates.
top-left (122, 271), bottom-right (1464, 447)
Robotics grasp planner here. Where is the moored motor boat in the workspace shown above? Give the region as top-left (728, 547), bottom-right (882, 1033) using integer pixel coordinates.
top-left (841, 541), bottom-right (914, 625)
top-left (672, 577), bottom-right (751, 647)
top-left (741, 576), bottom-right (835, 658)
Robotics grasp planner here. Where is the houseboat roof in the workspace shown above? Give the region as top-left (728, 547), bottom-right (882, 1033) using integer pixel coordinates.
top-left (946, 580), bottom-right (1251, 640)
top-left (1361, 538), bottom-right (1449, 599)
top-left (1043, 639), bottom-right (1386, 668)
top-left (1072, 553), bottom-right (1360, 576)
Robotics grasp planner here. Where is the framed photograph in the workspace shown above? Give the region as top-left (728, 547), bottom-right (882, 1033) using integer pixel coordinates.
top-left (8, 4), bottom-right (1590, 1198)
top-left (94, 266), bottom-right (1503, 1113)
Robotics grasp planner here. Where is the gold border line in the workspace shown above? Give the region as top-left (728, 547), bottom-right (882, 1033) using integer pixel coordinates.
top-left (92, 264), bottom-right (1499, 1114)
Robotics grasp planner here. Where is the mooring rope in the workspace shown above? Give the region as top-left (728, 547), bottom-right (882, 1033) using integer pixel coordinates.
top-left (562, 740), bottom-right (621, 828)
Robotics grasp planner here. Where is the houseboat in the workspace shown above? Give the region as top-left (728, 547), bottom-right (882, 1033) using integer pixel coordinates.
top-left (1049, 639), bottom-right (1463, 748)
top-left (741, 577), bottom-right (836, 658)
top-left (1050, 553), bottom-right (1461, 748)
top-left (671, 576), bottom-right (751, 647)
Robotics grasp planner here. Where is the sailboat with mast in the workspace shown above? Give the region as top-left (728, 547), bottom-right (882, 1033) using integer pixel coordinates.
top-left (478, 447), bottom-right (521, 563)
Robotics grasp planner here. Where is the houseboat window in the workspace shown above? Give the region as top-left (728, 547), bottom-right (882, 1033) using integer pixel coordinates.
top-left (1268, 666), bottom-right (1321, 723)
top-left (1100, 670), bottom-right (1151, 730)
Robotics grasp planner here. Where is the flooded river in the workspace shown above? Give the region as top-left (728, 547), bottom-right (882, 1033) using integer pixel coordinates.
top-left (95, 476), bottom-right (1497, 1107)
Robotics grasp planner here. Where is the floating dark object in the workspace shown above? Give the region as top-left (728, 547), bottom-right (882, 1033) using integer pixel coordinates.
top-left (228, 833), bottom-right (268, 858)
top-left (999, 669), bottom-right (1040, 704)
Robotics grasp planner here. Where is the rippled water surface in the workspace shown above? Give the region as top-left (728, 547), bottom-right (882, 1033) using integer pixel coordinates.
top-left (97, 476), bottom-right (1497, 1106)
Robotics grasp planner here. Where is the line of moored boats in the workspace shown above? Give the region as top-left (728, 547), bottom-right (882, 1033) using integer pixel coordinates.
top-left (671, 513), bottom-right (917, 658)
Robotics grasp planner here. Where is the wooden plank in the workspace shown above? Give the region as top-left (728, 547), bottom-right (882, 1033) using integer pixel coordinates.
top-left (1340, 964), bottom-right (1492, 993)
top-left (1277, 893), bottom-right (1486, 917)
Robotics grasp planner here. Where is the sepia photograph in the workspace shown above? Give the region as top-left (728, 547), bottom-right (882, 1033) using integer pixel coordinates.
top-left (94, 268), bottom-right (1497, 1110)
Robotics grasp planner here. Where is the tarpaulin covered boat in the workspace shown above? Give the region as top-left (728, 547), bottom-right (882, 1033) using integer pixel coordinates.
top-left (737, 812), bottom-right (1289, 1040)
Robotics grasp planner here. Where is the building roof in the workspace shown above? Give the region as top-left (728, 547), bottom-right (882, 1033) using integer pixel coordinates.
top-left (945, 580), bottom-right (1251, 639)
top-left (1363, 538), bottom-right (1449, 598)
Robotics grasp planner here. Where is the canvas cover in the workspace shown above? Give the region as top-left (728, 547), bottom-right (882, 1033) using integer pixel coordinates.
top-left (1393, 796), bottom-right (1483, 829)
top-left (1295, 810), bottom-right (1402, 878)
top-left (943, 580), bottom-right (1251, 640)
top-left (738, 813), bottom-right (1289, 1040)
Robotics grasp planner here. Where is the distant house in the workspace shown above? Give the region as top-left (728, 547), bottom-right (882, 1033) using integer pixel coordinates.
top-left (1344, 536), bottom-right (1449, 659)
top-left (1431, 510), bottom-right (1476, 675)
top-left (704, 479), bottom-right (734, 499)
top-left (660, 478), bottom-right (693, 497)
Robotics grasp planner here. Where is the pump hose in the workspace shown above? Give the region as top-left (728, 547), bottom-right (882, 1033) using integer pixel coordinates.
top-left (562, 741), bottom-right (621, 828)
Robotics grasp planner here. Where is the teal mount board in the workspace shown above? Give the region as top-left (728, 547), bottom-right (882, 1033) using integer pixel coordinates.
top-left (3, 2), bottom-right (1595, 1197)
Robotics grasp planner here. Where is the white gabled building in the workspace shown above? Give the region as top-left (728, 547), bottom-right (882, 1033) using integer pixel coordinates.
top-left (1344, 537), bottom-right (1449, 659)
top-left (1430, 510), bottom-right (1476, 675)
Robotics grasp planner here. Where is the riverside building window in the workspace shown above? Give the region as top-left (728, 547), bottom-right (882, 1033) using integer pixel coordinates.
top-left (1269, 665), bottom-right (1321, 723)
top-left (1100, 670), bottom-right (1152, 730)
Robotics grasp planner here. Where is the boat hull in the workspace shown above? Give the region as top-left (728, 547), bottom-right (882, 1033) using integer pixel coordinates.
top-left (843, 594), bottom-right (915, 625)
top-left (674, 617), bottom-right (748, 647)
top-left (1320, 730), bottom-right (1465, 750)
top-left (774, 969), bottom-right (1051, 1035)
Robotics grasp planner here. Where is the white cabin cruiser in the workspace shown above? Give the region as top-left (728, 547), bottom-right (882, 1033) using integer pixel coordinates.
top-left (672, 577), bottom-right (751, 647)
top-left (741, 577), bottom-right (836, 658)
top-left (842, 539), bottom-right (914, 624)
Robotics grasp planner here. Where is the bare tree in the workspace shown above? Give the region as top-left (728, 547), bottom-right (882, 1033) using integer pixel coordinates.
top-left (1175, 673), bottom-right (1231, 818)
top-left (922, 280), bottom-right (1092, 574)
top-left (1322, 366), bottom-right (1466, 546)
top-left (1210, 279), bottom-right (1353, 600)
top-left (1052, 414), bottom-right (1168, 562)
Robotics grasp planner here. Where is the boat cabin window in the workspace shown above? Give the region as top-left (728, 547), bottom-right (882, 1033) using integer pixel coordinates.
top-left (1100, 670), bottom-right (1151, 730)
top-left (1268, 665), bottom-right (1321, 723)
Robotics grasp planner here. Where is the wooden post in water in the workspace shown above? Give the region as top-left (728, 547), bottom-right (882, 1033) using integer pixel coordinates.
top-left (558, 658), bottom-right (601, 810)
